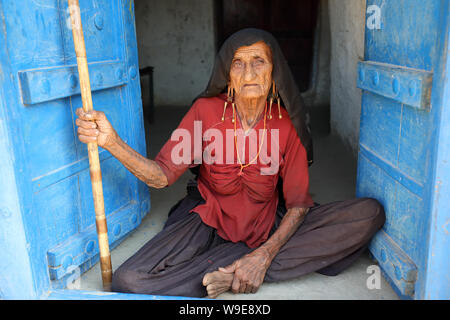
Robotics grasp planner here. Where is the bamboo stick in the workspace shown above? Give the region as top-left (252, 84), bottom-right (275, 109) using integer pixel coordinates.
top-left (68, 0), bottom-right (112, 291)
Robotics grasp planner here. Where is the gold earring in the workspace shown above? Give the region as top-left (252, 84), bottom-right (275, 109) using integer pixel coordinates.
top-left (277, 93), bottom-right (282, 119)
top-left (273, 82), bottom-right (282, 119)
top-left (222, 86), bottom-right (234, 122)
top-left (268, 81), bottom-right (274, 120)
top-left (231, 100), bottom-right (236, 124)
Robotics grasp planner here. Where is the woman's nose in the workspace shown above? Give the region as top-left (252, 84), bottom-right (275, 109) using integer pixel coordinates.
top-left (243, 63), bottom-right (256, 81)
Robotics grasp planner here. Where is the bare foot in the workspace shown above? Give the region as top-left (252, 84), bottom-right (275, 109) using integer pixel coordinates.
top-left (202, 270), bottom-right (234, 298)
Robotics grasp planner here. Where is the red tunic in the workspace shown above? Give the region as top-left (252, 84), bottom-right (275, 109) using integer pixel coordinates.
top-left (155, 94), bottom-right (314, 248)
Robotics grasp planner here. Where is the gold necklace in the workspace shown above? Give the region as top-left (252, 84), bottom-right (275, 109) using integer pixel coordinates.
top-left (233, 102), bottom-right (268, 176)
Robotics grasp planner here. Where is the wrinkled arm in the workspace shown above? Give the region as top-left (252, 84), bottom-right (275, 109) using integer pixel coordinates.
top-left (75, 108), bottom-right (168, 189)
top-left (106, 137), bottom-right (168, 189)
top-left (259, 206), bottom-right (309, 262)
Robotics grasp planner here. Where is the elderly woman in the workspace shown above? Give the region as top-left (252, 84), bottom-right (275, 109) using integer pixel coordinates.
top-left (75, 29), bottom-right (385, 298)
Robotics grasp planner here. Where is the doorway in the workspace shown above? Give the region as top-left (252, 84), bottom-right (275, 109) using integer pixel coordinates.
top-left (78, 0), bottom-right (399, 299)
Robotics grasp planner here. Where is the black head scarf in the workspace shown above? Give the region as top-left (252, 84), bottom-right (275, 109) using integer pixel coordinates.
top-left (195, 28), bottom-right (313, 165)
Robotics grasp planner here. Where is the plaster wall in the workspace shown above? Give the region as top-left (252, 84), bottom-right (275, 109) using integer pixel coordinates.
top-left (328, 0), bottom-right (366, 153)
top-left (134, 0), bottom-right (216, 107)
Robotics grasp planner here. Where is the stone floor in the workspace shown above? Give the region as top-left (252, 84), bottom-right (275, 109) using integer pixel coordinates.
top-left (78, 105), bottom-right (399, 300)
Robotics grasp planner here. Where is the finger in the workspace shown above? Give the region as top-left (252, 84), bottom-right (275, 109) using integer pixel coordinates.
top-left (77, 127), bottom-right (99, 137)
top-left (75, 108), bottom-right (91, 121)
top-left (239, 282), bottom-right (248, 294)
top-left (245, 281), bottom-right (255, 293)
top-left (76, 118), bottom-right (97, 129)
top-left (219, 263), bottom-right (236, 274)
top-left (219, 267), bottom-right (234, 274)
top-left (251, 285), bottom-right (259, 294)
top-left (78, 134), bottom-right (97, 144)
top-left (202, 273), bottom-right (209, 286)
top-left (86, 110), bottom-right (106, 121)
top-left (75, 108), bottom-right (83, 117)
top-left (231, 276), bottom-right (240, 294)
top-left (76, 109), bottom-right (105, 121)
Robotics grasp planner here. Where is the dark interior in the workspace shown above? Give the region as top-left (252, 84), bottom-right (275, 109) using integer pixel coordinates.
top-left (214, 0), bottom-right (319, 92)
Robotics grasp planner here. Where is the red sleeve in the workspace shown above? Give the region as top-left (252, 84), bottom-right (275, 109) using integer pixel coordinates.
top-left (154, 101), bottom-right (202, 186)
top-left (280, 121), bottom-right (314, 209)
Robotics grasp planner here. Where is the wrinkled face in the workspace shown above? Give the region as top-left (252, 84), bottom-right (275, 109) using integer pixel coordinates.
top-left (229, 41), bottom-right (273, 100)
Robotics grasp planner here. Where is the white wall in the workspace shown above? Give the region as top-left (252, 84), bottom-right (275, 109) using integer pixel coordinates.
top-left (134, 0), bottom-right (216, 107)
top-left (328, 0), bottom-right (366, 154)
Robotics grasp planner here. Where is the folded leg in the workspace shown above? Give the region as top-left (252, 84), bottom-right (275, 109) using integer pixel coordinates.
top-left (111, 195), bottom-right (251, 297)
top-left (265, 197), bottom-right (385, 282)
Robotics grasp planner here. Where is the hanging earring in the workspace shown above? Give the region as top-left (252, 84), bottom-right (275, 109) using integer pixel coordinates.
top-left (273, 82), bottom-right (282, 119)
top-left (222, 86), bottom-right (234, 122)
top-left (276, 93), bottom-right (282, 119)
top-left (231, 99), bottom-right (236, 124)
top-left (268, 81), bottom-right (275, 120)
top-left (230, 87), bottom-right (235, 123)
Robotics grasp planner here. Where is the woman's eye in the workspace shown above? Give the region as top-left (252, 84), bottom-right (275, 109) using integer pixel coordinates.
top-left (232, 60), bottom-right (243, 68)
top-left (252, 59), bottom-right (265, 67)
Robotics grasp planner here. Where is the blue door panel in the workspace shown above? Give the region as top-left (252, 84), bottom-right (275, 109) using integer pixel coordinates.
top-left (60, 1), bottom-right (122, 64)
top-left (25, 102), bottom-right (79, 181)
top-left (365, 0), bottom-right (440, 70)
top-left (359, 94), bottom-right (432, 186)
top-left (78, 157), bottom-right (135, 230)
top-left (2, 1), bottom-right (122, 68)
top-left (33, 176), bottom-right (81, 247)
top-left (357, 0), bottom-right (449, 299)
top-left (394, 186), bottom-right (427, 261)
top-left (357, 154), bottom-right (425, 258)
top-left (2, 2), bottom-right (65, 70)
top-left (359, 92), bottom-right (402, 165)
top-left (30, 175), bottom-right (81, 292)
top-left (356, 154), bottom-right (421, 296)
top-left (397, 107), bottom-right (432, 184)
top-left (0, 0), bottom-right (149, 298)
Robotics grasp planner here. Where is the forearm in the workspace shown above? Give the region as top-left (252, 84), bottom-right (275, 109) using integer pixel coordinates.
top-left (258, 207), bottom-right (309, 266)
top-left (106, 136), bottom-right (168, 188)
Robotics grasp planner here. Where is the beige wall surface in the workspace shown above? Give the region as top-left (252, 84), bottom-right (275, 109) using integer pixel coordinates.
top-left (135, 0), bottom-right (216, 107)
top-left (328, 0), bottom-right (366, 154)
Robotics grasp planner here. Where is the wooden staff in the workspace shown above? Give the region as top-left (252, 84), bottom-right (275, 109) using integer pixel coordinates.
top-left (68, 0), bottom-right (112, 291)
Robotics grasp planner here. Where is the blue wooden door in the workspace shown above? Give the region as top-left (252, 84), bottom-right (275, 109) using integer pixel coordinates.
top-left (357, 0), bottom-right (449, 299)
top-left (0, 0), bottom-right (148, 298)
